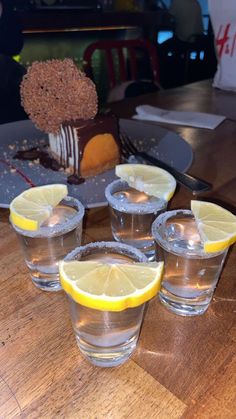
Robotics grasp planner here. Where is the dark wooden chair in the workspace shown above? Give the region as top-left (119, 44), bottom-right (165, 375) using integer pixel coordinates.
top-left (157, 34), bottom-right (217, 88)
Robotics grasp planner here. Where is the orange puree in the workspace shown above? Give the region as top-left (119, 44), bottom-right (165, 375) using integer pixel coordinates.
top-left (80, 134), bottom-right (120, 177)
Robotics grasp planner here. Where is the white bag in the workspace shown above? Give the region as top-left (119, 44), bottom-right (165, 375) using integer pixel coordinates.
top-left (209, 0), bottom-right (236, 91)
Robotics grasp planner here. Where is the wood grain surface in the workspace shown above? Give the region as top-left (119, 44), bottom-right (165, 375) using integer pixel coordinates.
top-left (0, 80), bottom-right (235, 418)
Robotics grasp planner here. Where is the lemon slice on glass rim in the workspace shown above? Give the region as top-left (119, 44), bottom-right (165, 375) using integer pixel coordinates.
top-left (59, 260), bottom-right (164, 312)
top-left (191, 200), bottom-right (236, 253)
top-left (115, 164), bottom-right (176, 201)
top-left (10, 184), bottom-right (68, 231)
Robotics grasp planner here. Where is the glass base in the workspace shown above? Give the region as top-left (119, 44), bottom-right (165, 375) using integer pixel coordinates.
top-left (75, 334), bottom-right (138, 367)
top-left (30, 273), bottom-right (62, 292)
top-left (159, 292), bottom-right (210, 317)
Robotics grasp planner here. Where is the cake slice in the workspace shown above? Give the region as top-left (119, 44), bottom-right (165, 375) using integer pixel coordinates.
top-left (49, 114), bottom-right (120, 177)
top-left (20, 59), bottom-right (121, 178)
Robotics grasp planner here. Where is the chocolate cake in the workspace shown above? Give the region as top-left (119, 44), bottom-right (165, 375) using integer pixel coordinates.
top-left (20, 58), bottom-right (121, 178)
top-left (49, 114), bottom-right (120, 178)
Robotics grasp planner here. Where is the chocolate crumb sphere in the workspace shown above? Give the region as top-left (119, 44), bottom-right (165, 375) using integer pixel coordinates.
top-left (20, 59), bottom-right (98, 134)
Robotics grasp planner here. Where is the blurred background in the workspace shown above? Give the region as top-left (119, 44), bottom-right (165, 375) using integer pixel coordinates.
top-left (9, 1), bottom-right (216, 105)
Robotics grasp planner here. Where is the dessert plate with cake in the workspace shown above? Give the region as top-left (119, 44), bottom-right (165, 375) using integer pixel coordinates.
top-left (0, 59), bottom-right (193, 209)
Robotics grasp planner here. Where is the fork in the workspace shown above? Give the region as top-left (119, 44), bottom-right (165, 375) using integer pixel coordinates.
top-left (120, 134), bottom-right (212, 194)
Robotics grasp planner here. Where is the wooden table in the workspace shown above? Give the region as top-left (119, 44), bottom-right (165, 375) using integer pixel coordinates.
top-left (0, 80), bottom-right (235, 418)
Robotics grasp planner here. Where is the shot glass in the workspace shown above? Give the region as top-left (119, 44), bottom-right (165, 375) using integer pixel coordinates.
top-left (11, 196), bottom-right (84, 292)
top-left (105, 179), bottom-right (167, 260)
top-left (152, 210), bottom-right (228, 316)
top-left (63, 241), bottom-right (148, 367)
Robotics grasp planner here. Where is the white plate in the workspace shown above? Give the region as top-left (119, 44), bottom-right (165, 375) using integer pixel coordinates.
top-left (0, 119), bottom-right (193, 208)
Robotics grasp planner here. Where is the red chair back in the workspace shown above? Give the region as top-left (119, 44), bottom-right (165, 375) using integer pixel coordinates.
top-left (83, 39), bottom-right (160, 89)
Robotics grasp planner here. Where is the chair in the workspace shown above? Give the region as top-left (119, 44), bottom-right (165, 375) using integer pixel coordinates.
top-left (83, 39), bottom-right (160, 102)
top-left (157, 34), bottom-right (217, 88)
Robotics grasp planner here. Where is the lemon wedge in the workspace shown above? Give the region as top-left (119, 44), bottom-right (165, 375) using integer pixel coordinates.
top-left (191, 200), bottom-right (236, 253)
top-left (115, 164), bottom-right (176, 201)
top-left (10, 184), bottom-right (68, 231)
top-left (59, 260), bottom-right (164, 311)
